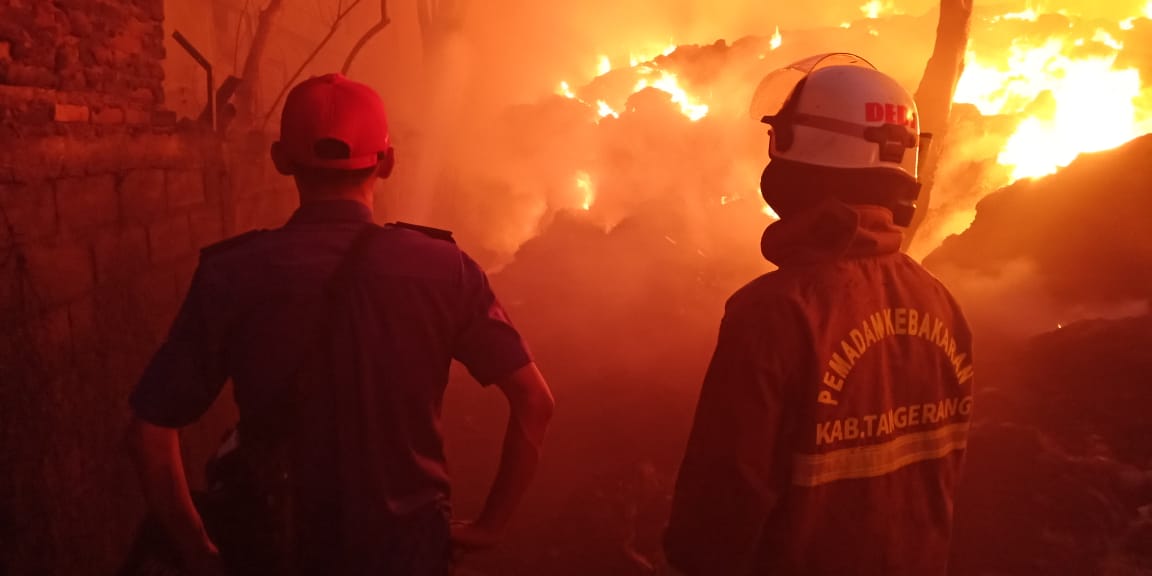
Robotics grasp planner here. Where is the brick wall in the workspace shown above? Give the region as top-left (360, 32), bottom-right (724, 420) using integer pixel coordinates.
top-left (0, 2), bottom-right (297, 574)
top-left (0, 134), bottom-right (241, 575)
top-left (0, 0), bottom-right (167, 139)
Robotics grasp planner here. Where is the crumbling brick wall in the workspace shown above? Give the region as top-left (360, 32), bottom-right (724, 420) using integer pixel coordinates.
top-left (0, 1), bottom-right (166, 134)
top-left (0, 132), bottom-right (230, 576)
top-left (0, 2), bottom-right (296, 574)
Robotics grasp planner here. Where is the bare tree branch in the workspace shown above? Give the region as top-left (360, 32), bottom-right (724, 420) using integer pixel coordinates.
top-left (261, 0), bottom-right (365, 129)
top-left (234, 0), bottom-right (286, 125)
top-left (341, 0), bottom-right (391, 75)
top-left (233, 0), bottom-right (252, 73)
top-left (905, 0), bottom-right (974, 250)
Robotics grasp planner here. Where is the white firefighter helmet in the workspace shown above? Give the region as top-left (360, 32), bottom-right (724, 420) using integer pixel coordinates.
top-left (749, 53), bottom-right (922, 180)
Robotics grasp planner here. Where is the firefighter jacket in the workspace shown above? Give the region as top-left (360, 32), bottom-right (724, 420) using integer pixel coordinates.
top-left (665, 200), bottom-right (973, 576)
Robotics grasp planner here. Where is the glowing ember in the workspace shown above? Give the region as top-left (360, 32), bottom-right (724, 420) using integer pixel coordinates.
top-left (996, 8), bottom-right (1039, 22)
top-left (758, 187), bottom-right (780, 220)
top-left (634, 71), bottom-right (709, 121)
top-left (860, 0), bottom-right (893, 19)
top-left (557, 81), bottom-right (576, 99)
top-left (629, 44), bottom-right (677, 67)
top-left (955, 28), bottom-right (1151, 180)
top-left (1121, 2), bottom-right (1152, 30)
top-left (770, 26), bottom-right (783, 51)
top-left (597, 55), bottom-right (612, 76)
top-left (1092, 29), bottom-right (1123, 51)
top-left (596, 100), bottom-right (619, 119)
top-left (575, 171), bottom-right (595, 211)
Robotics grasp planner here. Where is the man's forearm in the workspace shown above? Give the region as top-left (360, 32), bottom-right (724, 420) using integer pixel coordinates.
top-left (470, 362), bottom-right (554, 535)
top-left (127, 419), bottom-right (214, 559)
top-left (475, 415), bottom-right (542, 532)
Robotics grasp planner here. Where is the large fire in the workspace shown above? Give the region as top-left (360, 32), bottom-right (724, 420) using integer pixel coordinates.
top-left (555, 45), bottom-right (710, 123)
top-left (555, 44), bottom-right (727, 211)
top-left (954, 8), bottom-right (1152, 180)
top-left (541, 1), bottom-right (1151, 238)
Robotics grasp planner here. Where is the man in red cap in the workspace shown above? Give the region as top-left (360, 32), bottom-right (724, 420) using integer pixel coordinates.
top-left (127, 73), bottom-right (554, 575)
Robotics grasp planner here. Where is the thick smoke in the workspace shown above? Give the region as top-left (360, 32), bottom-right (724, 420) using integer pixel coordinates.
top-left (383, 4), bottom-right (948, 267)
top-left (378, 0), bottom-right (1152, 350)
top-left (453, 0), bottom-right (936, 106)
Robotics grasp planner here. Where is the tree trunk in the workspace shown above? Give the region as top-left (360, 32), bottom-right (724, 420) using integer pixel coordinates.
top-left (904, 0), bottom-right (974, 251)
top-left (404, 0), bottom-right (469, 224)
top-left (233, 0), bottom-right (286, 127)
top-left (417, 0), bottom-right (465, 61)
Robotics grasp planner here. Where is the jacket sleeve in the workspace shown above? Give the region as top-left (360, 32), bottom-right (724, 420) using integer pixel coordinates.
top-left (664, 296), bottom-right (800, 576)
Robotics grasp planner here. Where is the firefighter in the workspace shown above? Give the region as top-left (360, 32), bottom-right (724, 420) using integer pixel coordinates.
top-left (663, 55), bottom-right (974, 576)
top-left (126, 73), bottom-right (555, 575)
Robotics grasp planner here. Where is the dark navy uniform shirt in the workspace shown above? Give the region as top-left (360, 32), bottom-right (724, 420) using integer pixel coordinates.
top-left (130, 200), bottom-right (532, 514)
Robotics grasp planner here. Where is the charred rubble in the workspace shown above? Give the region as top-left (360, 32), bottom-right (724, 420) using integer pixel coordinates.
top-left (926, 135), bottom-right (1152, 574)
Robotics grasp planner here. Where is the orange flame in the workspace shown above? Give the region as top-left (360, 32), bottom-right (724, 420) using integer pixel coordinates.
top-left (860, 0), bottom-right (895, 19)
top-left (556, 46), bottom-right (710, 123)
top-left (955, 19), bottom-right (1152, 180)
top-left (629, 44), bottom-right (677, 67)
top-left (575, 171), bottom-right (595, 211)
top-left (634, 71), bottom-right (709, 121)
top-left (995, 8), bottom-right (1039, 22)
top-left (596, 100), bottom-right (620, 119)
top-left (597, 55), bottom-right (612, 76)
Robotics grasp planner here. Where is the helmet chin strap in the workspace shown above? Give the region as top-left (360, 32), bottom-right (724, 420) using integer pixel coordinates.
top-left (760, 159), bottom-right (922, 227)
top-left (891, 180), bottom-right (921, 227)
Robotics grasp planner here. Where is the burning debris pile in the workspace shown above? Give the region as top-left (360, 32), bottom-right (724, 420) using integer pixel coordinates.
top-left (912, 2), bottom-right (1152, 255)
top-left (926, 133), bottom-right (1152, 325)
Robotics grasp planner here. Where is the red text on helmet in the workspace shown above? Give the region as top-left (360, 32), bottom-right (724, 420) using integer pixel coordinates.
top-left (865, 102), bottom-right (915, 127)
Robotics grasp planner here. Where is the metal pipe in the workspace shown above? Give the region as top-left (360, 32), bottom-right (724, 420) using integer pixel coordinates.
top-left (172, 30), bottom-right (216, 131)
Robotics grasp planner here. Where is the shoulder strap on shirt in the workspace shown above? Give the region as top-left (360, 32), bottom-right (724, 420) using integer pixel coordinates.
top-left (239, 222), bottom-right (384, 575)
top-left (389, 221), bottom-right (456, 244)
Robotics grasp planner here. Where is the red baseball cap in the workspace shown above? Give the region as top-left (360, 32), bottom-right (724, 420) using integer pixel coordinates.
top-left (278, 73), bottom-right (391, 170)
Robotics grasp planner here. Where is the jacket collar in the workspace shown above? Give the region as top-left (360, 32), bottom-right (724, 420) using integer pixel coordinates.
top-left (287, 199), bottom-right (374, 226)
top-left (760, 201), bottom-right (904, 268)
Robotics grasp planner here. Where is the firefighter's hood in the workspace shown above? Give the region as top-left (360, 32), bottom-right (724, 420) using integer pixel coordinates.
top-left (760, 200), bottom-right (903, 267)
